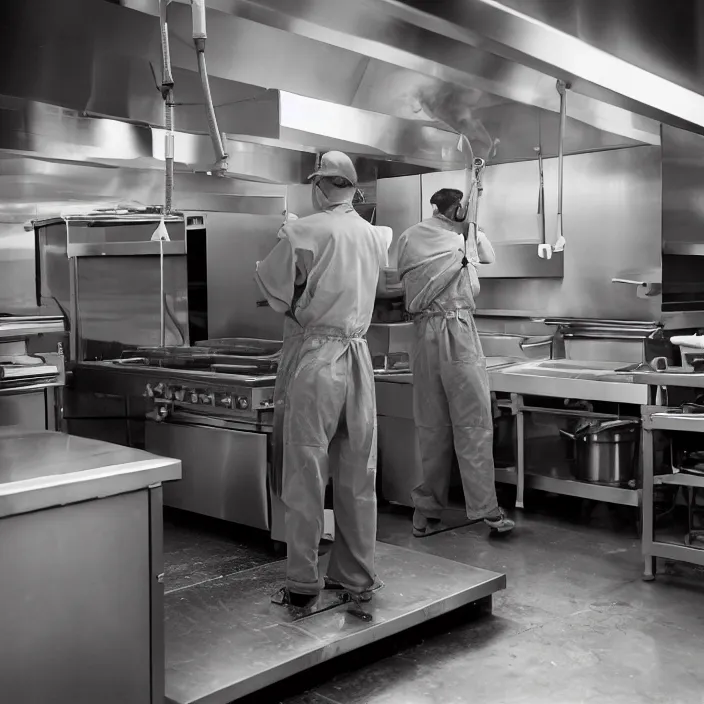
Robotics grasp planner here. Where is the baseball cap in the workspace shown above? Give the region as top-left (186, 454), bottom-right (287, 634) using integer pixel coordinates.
top-left (308, 151), bottom-right (358, 186)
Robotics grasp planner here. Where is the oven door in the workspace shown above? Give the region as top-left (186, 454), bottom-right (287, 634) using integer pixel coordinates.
top-left (145, 418), bottom-right (270, 531)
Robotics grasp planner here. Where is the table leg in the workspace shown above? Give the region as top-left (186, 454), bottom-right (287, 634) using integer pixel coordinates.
top-left (516, 410), bottom-right (525, 510)
top-left (641, 424), bottom-right (656, 582)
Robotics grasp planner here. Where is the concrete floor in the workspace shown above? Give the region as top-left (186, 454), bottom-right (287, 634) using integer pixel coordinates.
top-left (275, 501), bottom-right (704, 704)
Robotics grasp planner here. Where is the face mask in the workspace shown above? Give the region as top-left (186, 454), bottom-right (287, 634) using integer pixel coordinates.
top-left (312, 181), bottom-right (331, 212)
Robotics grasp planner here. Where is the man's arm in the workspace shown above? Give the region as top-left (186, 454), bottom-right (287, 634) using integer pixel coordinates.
top-left (254, 237), bottom-right (296, 313)
top-left (374, 226), bottom-right (403, 297)
top-left (476, 228), bottom-right (496, 264)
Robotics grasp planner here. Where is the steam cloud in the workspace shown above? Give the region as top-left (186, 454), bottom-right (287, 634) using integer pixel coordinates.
top-left (415, 82), bottom-right (495, 161)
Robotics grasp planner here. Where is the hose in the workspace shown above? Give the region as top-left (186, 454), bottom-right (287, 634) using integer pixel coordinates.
top-left (164, 95), bottom-right (174, 215)
top-left (158, 0), bottom-right (175, 214)
top-left (196, 49), bottom-right (228, 174)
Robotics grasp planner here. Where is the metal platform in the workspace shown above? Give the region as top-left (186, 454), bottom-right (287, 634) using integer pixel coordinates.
top-left (164, 541), bottom-right (506, 704)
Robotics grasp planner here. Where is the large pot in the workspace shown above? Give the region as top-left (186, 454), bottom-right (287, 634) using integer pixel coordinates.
top-left (561, 420), bottom-right (639, 486)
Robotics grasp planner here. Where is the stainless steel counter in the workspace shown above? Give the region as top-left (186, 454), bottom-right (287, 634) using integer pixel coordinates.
top-left (376, 357), bottom-right (646, 510)
top-left (0, 429), bottom-right (181, 518)
top-left (491, 360), bottom-right (648, 404)
top-left (632, 371), bottom-right (704, 388)
top-left (0, 430), bottom-right (180, 704)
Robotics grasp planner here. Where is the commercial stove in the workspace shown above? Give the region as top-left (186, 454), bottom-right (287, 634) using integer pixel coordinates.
top-left (73, 338), bottom-right (282, 532)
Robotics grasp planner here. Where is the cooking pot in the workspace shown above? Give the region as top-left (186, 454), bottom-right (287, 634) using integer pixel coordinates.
top-left (560, 420), bottom-right (639, 486)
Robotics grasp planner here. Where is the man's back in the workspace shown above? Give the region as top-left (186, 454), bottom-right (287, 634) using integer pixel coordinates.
top-left (397, 216), bottom-right (479, 315)
top-left (283, 207), bottom-right (389, 334)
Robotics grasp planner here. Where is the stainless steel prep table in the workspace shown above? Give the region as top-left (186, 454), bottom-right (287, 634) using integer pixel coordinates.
top-left (377, 360), bottom-right (645, 511)
top-left (0, 429), bottom-right (181, 704)
top-left (492, 360), bottom-right (645, 509)
top-left (632, 371), bottom-right (704, 580)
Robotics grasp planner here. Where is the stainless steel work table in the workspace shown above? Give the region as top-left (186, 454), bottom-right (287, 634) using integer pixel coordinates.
top-left (0, 430), bottom-right (181, 704)
top-left (632, 371), bottom-right (704, 580)
top-left (0, 428), bottom-right (181, 518)
top-left (164, 541), bottom-right (505, 704)
top-left (376, 360), bottom-right (643, 511)
top-left (632, 371), bottom-right (704, 388)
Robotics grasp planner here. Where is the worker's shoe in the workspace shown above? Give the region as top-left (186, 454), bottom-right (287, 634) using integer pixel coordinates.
top-left (270, 587), bottom-right (318, 609)
top-left (324, 575), bottom-right (385, 600)
top-left (483, 508), bottom-right (515, 534)
top-left (412, 509), bottom-right (452, 538)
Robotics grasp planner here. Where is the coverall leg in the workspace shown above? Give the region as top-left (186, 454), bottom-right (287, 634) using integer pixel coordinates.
top-left (270, 316), bottom-right (303, 498)
top-left (327, 339), bottom-right (377, 595)
top-left (411, 312), bottom-right (499, 521)
top-left (442, 312), bottom-right (499, 520)
top-left (410, 316), bottom-right (454, 520)
top-left (282, 334), bottom-right (377, 596)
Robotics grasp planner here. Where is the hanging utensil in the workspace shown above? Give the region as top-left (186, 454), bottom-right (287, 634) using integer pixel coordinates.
top-left (535, 141), bottom-right (549, 258)
top-left (538, 80), bottom-right (569, 259)
top-left (553, 79), bottom-right (569, 253)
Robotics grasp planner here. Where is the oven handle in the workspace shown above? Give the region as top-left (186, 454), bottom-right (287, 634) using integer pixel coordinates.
top-left (155, 410), bottom-right (271, 433)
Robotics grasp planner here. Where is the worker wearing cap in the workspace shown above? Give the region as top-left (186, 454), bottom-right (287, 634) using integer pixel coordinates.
top-left (255, 151), bottom-right (391, 608)
top-left (396, 187), bottom-right (515, 538)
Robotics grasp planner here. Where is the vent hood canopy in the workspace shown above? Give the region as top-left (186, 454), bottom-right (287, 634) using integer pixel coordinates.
top-left (0, 0), bottom-right (664, 183)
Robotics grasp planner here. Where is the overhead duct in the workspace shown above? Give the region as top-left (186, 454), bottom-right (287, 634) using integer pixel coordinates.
top-left (145, 0), bottom-right (661, 147)
top-left (0, 98), bottom-right (316, 184)
top-left (0, 0), bottom-right (654, 175)
top-left (0, 156), bottom-right (287, 217)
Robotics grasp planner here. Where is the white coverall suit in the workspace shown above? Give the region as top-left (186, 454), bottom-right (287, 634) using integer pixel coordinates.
top-left (256, 203), bottom-right (390, 596)
top-left (396, 214), bottom-right (500, 522)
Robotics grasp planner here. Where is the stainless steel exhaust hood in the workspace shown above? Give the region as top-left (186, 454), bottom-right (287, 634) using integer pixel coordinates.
top-left (0, 0), bottom-right (656, 181)
top-left (145, 0), bottom-right (660, 147)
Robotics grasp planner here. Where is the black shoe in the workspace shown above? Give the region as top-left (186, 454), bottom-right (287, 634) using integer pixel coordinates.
top-left (271, 587), bottom-right (318, 608)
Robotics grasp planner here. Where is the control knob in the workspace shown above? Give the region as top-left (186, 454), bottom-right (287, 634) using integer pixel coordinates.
top-left (235, 396), bottom-right (249, 410)
top-left (189, 391), bottom-right (199, 404)
top-left (153, 383), bottom-right (165, 398)
top-left (174, 388), bottom-right (186, 402)
top-left (145, 383), bottom-right (154, 398)
top-left (220, 395), bottom-right (233, 408)
top-left (199, 393), bottom-right (213, 405)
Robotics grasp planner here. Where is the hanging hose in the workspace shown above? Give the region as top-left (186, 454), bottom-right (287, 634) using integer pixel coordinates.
top-left (197, 51), bottom-right (228, 173)
top-left (158, 0), bottom-right (175, 215)
top-left (191, 0), bottom-right (229, 174)
top-left (157, 0), bottom-right (175, 348)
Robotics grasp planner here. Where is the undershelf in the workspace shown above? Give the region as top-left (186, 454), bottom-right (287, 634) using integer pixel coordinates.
top-left (495, 466), bottom-right (639, 507)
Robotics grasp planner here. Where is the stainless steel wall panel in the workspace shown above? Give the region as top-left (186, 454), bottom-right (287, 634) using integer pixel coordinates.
top-left (662, 125), bottom-right (704, 248)
top-left (377, 175), bottom-right (422, 267)
top-left (0, 221), bottom-right (38, 313)
top-left (75, 255), bottom-right (190, 354)
top-left (205, 212), bottom-right (285, 340)
top-left (420, 146), bottom-right (662, 321)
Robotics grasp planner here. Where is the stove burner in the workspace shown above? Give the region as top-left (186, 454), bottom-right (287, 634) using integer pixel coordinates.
top-left (117, 347), bottom-right (280, 376)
